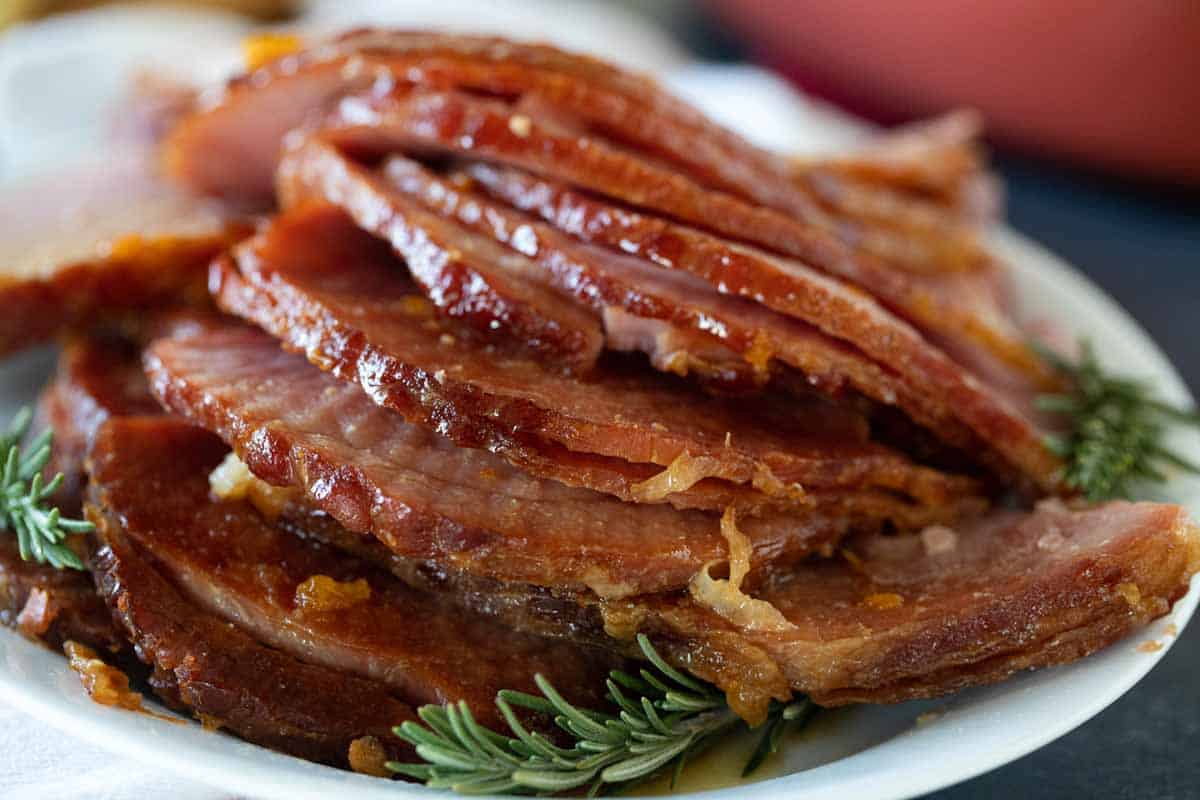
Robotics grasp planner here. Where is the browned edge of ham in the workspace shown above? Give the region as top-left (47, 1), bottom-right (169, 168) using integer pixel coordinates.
top-left (626, 500), bottom-right (1200, 711)
top-left (213, 202), bottom-right (984, 518)
top-left (0, 536), bottom-right (125, 657)
top-left (35, 333), bottom-right (164, 514)
top-left (0, 232), bottom-right (237, 358)
top-left (89, 508), bottom-right (415, 768)
top-left (146, 325), bottom-right (869, 596)
top-left (87, 415), bottom-right (626, 762)
top-left (276, 135), bottom-right (1028, 490)
top-left (460, 161), bottom-right (1061, 490)
top-left (171, 30), bottom-right (995, 278)
top-left (321, 86), bottom-right (1046, 385)
top-left (285, 490), bottom-right (1200, 723)
top-left (1, 333), bottom-right (168, 660)
top-left (165, 29), bottom-right (1051, 396)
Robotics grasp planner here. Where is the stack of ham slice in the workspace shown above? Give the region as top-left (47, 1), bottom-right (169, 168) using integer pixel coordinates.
top-left (1, 29), bottom-right (1196, 776)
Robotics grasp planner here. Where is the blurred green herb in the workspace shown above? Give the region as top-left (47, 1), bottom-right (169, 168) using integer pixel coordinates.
top-left (0, 407), bottom-right (92, 569)
top-left (1037, 341), bottom-right (1200, 500)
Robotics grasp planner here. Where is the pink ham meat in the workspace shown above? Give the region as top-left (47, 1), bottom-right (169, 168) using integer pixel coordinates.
top-left (145, 325), bottom-right (984, 596)
top-left (213, 203), bottom-right (980, 511)
top-left (463, 162), bottom-right (1060, 489)
top-left (614, 500), bottom-right (1200, 716)
top-left (278, 137), bottom-right (1027, 481)
top-left (320, 88), bottom-right (1046, 383)
top-left (0, 150), bottom-right (244, 356)
top-left (87, 416), bottom-right (621, 717)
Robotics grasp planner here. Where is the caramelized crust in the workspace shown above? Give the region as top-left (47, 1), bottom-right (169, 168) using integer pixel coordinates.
top-left (87, 416), bottom-right (624, 761)
top-left (0, 537), bottom-right (124, 655)
top-left (217, 204), bottom-right (978, 510)
top-left (464, 163), bottom-right (1059, 489)
top-left (146, 326), bottom-right (860, 595)
top-left (89, 520), bottom-right (414, 767)
top-left (634, 501), bottom-right (1200, 710)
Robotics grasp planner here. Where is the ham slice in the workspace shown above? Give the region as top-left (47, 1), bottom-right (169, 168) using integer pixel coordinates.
top-left (90, 504), bottom-right (416, 767)
top-left (318, 497), bottom-right (1198, 722)
top-left (87, 416), bottom-right (621, 727)
top-left (277, 139), bottom-right (603, 368)
top-left (146, 326), bottom-right (975, 596)
top-left (170, 30), bottom-right (992, 276)
top-left (464, 162), bottom-right (1059, 489)
top-left (0, 150), bottom-right (245, 356)
top-left (0, 536), bottom-right (124, 656)
top-left (163, 31), bottom-right (841, 222)
top-left (321, 88), bottom-right (1044, 383)
top-left (794, 111), bottom-right (994, 215)
top-left (35, 334), bottom-right (165, 514)
top-left (165, 31), bottom-right (1031, 371)
top-left (636, 500), bottom-right (1200, 709)
top-left (215, 203), bottom-right (980, 511)
top-left (278, 137), bottom-right (1011, 475)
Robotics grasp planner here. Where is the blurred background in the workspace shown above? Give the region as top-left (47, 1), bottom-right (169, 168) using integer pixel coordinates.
top-left (0, 1), bottom-right (1197, 798)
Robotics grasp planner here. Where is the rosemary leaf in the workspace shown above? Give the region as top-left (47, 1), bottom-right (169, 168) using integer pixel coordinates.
top-left (390, 634), bottom-right (816, 794)
top-left (0, 407), bottom-right (93, 569)
top-left (1037, 341), bottom-right (1200, 500)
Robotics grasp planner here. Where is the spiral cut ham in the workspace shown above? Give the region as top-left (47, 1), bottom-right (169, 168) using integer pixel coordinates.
top-left (215, 203), bottom-right (979, 515)
top-left (632, 499), bottom-right (1200, 712)
top-left (147, 325), bottom-right (984, 596)
top-left (172, 31), bottom-right (994, 273)
top-left (0, 333), bottom-right (174, 661)
top-left (138, 324), bottom-right (1199, 723)
top-left (162, 30), bottom-right (1059, 489)
top-left (278, 135), bottom-right (1053, 486)
top-left (86, 416), bottom-right (624, 763)
top-left (2, 27), bottom-right (1195, 776)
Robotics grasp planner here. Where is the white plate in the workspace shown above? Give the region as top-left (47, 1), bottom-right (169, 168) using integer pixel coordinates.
top-left (0, 225), bottom-right (1195, 800)
top-left (0, 8), bottom-right (1197, 799)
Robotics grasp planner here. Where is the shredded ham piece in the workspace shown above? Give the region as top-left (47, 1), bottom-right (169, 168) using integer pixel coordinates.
top-left (629, 452), bottom-right (726, 503)
top-left (209, 452), bottom-right (299, 520)
top-left (688, 508), bottom-right (795, 633)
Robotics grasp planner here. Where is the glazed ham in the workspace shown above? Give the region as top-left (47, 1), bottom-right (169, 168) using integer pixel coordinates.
top-left (0, 536), bottom-right (125, 656)
top-left (0, 150), bottom-right (245, 356)
top-left (90, 499), bottom-right (416, 767)
top-left (322, 89), bottom-right (1040, 379)
top-left (278, 136), bottom-right (1045, 484)
top-left (161, 30), bottom-right (1061, 486)
top-left (298, 497), bottom-right (1197, 722)
top-left (35, 334), bottom-right (165, 513)
top-left (214, 204), bottom-right (978, 512)
top-left (146, 326), bottom-right (982, 596)
top-left (1, 27), bottom-right (1193, 781)
top-left (462, 162), bottom-right (1059, 487)
top-left (87, 417), bottom-right (621, 724)
top-left (636, 500), bottom-right (1200, 711)
top-left (166, 30), bottom-right (931, 231)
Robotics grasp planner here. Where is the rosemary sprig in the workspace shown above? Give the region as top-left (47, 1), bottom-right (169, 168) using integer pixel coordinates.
top-left (0, 407), bottom-right (93, 570)
top-left (388, 634), bottom-right (814, 795)
top-left (1037, 341), bottom-right (1200, 500)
